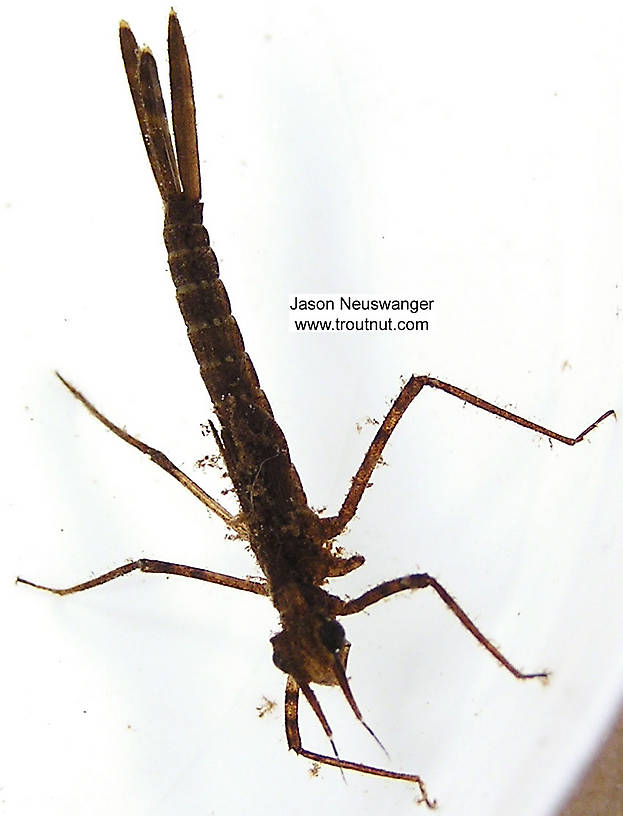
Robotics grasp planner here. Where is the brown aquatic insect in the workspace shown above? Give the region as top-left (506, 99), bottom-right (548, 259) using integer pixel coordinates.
top-left (18, 13), bottom-right (614, 808)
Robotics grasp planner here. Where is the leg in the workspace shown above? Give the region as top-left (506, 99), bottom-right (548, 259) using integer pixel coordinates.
top-left (339, 573), bottom-right (547, 681)
top-left (17, 558), bottom-right (267, 597)
top-left (284, 676), bottom-right (436, 809)
top-left (56, 372), bottom-right (248, 538)
top-left (323, 374), bottom-right (614, 537)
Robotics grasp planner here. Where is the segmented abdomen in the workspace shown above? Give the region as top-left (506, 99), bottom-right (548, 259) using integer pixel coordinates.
top-left (163, 198), bottom-right (309, 521)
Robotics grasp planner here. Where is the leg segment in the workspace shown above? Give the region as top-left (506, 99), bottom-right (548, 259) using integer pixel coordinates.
top-left (56, 372), bottom-right (248, 538)
top-left (284, 676), bottom-right (436, 808)
top-left (323, 374), bottom-right (614, 537)
top-left (339, 573), bottom-right (547, 680)
top-left (17, 559), bottom-right (267, 597)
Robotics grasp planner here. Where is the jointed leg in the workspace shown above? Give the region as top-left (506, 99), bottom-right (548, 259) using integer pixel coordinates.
top-left (284, 676), bottom-right (436, 809)
top-left (323, 374), bottom-right (614, 538)
top-left (339, 573), bottom-right (547, 680)
top-left (17, 559), bottom-right (267, 597)
top-left (55, 372), bottom-right (248, 538)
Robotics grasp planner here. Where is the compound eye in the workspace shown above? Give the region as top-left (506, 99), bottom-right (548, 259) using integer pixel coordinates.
top-left (270, 632), bottom-right (291, 675)
top-left (318, 619), bottom-right (345, 653)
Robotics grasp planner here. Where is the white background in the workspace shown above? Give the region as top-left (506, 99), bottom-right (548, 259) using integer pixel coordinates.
top-left (2, 2), bottom-right (622, 815)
